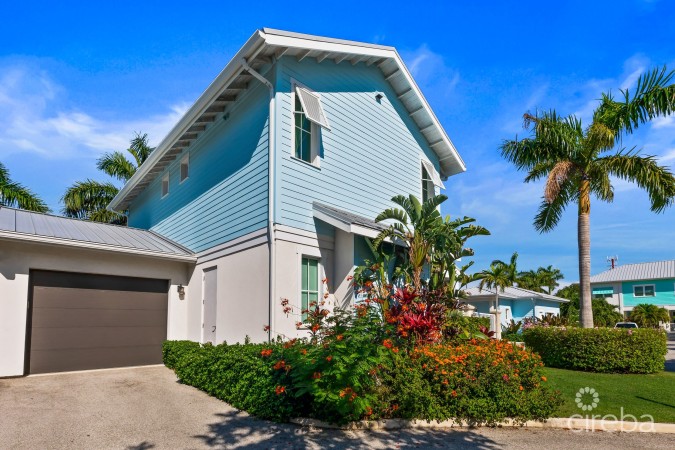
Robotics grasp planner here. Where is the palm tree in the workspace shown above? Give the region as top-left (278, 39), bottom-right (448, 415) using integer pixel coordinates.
top-left (517, 269), bottom-right (544, 292)
top-left (537, 266), bottom-right (564, 294)
top-left (501, 67), bottom-right (675, 328)
top-left (374, 194), bottom-right (446, 291)
top-left (477, 262), bottom-right (513, 339)
top-left (630, 304), bottom-right (670, 328)
top-left (62, 133), bottom-right (153, 224)
top-left (492, 252), bottom-right (519, 286)
top-left (0, 161), bottom-right (49, 212)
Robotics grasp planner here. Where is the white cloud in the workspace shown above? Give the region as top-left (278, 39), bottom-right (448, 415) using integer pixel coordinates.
top-left (401, 45), bottom-right (460, 101)
top-left (0, 63), bottom-right (188, 160)
top-left (652, 115), bottom-right (675, 129)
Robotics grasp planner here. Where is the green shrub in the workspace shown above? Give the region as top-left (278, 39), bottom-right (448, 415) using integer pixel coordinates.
top-left (162, 341), bottom-right (298, 421)
top-left (522, 327), bottom-right (667, 373)
top-left (162, 340), bottom-right (200, 369)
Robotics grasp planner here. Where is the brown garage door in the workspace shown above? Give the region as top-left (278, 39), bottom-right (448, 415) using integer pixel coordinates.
top-left (27, 270), bottom-right (169, 374)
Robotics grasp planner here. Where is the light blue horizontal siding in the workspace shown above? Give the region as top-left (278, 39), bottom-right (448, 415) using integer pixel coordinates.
top-left (622, 279), bottom-right (675, 307)
top-left (128, 82), bottom-right (270, 252)
top-left (273, 57), bottom-right (441, 233)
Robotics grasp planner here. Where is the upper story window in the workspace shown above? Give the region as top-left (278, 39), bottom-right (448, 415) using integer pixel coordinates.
top-left (180, 154), bottom-right (189, 183)
top-left (634, 284), bottom-right (655, 297)
top-left (592, 287), bottom-right (613, 300)
top-left (161, 173), bottom-right (170, 198)
top-left (293, 83), bottom-right (330, 166)
top-left (421, 159), bottom-right (444, 202)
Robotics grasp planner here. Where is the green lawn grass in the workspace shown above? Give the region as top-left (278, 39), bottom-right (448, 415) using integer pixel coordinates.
top-left (544, 367), bottom-right (675, 423)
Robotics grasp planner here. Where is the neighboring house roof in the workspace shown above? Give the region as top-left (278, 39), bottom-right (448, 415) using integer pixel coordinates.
top-left (590, 260), bottom-right (675, 283)
top-left (464, 286), bottom-right (569, 303)
top-left (0, 206), bottom-right (195, 262)
top-left (109, 28), bottom-right (466, 211)
top-left (312, 202), bottom-right (387, 239)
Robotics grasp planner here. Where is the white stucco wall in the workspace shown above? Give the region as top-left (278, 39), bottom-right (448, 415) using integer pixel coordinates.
top-left (0, 239), bottom-right (191, 377)
top-left (189, 233), bottom-right (270, 345)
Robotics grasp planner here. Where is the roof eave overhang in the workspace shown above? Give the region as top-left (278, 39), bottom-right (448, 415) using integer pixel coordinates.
top-left (0, 231), bottom-right (197, 263)
top-left (109, 28), bottom-right (466, 211)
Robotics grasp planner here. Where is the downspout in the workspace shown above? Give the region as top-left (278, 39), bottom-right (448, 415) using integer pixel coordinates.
top-left (241, 58), bottom-right (276, 343)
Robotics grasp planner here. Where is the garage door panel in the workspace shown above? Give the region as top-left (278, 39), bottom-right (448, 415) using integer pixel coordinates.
top-left (29, 345), bottom-right (163, 374)
top-left (31, 307), bottom-right (168, 328)
top-left (32, 287), bottom-right (168, 310)
top-left (28, 270), bottom-right (169, 374)
top-left (30, 326), bottom-right (167, 351)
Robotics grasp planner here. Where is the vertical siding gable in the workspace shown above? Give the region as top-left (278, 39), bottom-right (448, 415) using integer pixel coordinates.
top-left (128, 82), bottom-right (270, 252)
top-left (274, 57), bottom-right (442, 233)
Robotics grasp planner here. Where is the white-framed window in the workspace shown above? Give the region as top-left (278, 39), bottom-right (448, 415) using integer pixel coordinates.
top-left (300, 256), bottom-right (320, 321)
top-left (180, 153), bottom-right (189, 183)
top-left (161, 173), bottom-right (170, 198)
top-left (291, 82), bottom-right (329, 167)
top-left (633, 284), bottom-right (655, 297)
top-left (421, 159), bottom-right (445, 202)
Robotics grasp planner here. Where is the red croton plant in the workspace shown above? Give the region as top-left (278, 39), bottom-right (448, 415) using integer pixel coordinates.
top-left (384, 287), bottom-right (447, 343)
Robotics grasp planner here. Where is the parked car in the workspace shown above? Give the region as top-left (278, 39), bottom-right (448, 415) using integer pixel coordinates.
top-left (614, 322), bottom-right (639, 329)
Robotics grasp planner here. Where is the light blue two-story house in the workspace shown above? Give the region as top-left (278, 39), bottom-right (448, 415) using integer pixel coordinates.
top-left (590, 260), bottom-right (675, 326)
top-left (108, 28), bottom-right (466, 344)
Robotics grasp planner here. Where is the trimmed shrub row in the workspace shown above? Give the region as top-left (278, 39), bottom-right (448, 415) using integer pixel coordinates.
top-left (163, 339), bottom-right (561, 425)
top-left (522, 327), bottom-right (667, 374)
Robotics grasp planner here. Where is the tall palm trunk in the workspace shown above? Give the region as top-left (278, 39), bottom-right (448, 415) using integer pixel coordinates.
top-left (578, 180), bottom-right (594, 328)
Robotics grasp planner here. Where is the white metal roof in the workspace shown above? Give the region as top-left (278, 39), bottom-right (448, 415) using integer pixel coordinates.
top-left (109, 28), bottom-right (466, 211)
top-left (590, 260), bottom-right (675, 283)
top-left (464, 285), bottom-right (569, 303)
top-left (0, 206), bottom-right (195, 262)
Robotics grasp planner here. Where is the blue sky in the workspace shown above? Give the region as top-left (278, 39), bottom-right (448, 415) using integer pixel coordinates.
top-left (1, 1), bottom-right (674, 285)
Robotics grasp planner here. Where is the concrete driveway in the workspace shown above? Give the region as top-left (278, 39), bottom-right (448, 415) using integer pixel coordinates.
top-left (0, 366), bottom-right (672, 450)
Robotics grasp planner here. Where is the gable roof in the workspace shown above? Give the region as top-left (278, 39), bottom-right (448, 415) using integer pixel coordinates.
top-left (0, 206), bottom-right (194, 262)
top-left (464, 286), bottom-right (569, 303)
top-left (590, 260), bottom-right (675, 283)
top-left (109, 28), bottom-right (466, 211)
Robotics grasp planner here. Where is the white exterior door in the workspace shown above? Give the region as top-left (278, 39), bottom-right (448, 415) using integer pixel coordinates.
top-left (202, 267), bottom-right (218, 343)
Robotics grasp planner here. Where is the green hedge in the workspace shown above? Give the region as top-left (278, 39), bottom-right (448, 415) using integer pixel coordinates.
top-left (162, 341), bottom-right (297, 421)
top-left (522, 327), bottom-right (667, 374)
top-left (163, 339), bottom-right (561, 425)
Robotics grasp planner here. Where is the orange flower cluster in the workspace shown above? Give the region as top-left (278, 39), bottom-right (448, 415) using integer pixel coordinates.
top-left (312, 372), bottom-right (322, 379)
top-left (260, 348), bottom-right (273, 357)
top-left (273, 360), bottom-right (286, 370)
top-left (339, 387), bottom-right (358, 402)
top-left (275, 385), bottom-right (286, 395)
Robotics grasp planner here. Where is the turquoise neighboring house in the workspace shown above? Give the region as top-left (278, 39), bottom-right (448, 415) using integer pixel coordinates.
top-left (108, 28), bottom-right (466, 344)
top-left (590, 260), bottom-right (675, 327)
top-left (464, 286), bottom-right (568, 327)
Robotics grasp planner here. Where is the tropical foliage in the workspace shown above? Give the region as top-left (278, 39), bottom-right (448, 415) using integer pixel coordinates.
top-left (630, 303), bottom-right (670, 328)
top-left (0, 161), bottom-right (49, 212)
top-left (556, 284), bottom-right (622, 327)
top-left (501, 67), bottom-right (675, 328)
top-left (62, 132), bottom-right (153, 224)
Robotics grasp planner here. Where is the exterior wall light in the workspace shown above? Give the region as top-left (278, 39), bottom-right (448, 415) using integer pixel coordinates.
top-left (177, 284), bottom-right (185, 300)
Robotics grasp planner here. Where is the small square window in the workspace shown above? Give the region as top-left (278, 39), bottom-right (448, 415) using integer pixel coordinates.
top-left (644, 285), bottom-right (655, 297)
top-left (180, 154), bottom-right (189, 183)
top-left (634, 286), bottom-right (644, 297)
top-left (162, 173), bottom-right (169, 198)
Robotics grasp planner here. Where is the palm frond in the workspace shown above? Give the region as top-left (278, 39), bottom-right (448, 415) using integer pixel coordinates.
top-left (61, 179), bottom-right (120, 221)
top-left (596, 151), bottom-right (675, 212)
top-left (534, 183), bottom-right (576, 233)
top-left (594, 66), bottom-right (675, 137)
top-left (127, 132), bottom-right (153, 167)
top-left (0, 162), bottom-right (49, 212)
top-left (375, 207), bottom-right (409, 226)
top-left (96, 151), bottom-right (136, 182)
top-left (544, 161), bottom-right (576, 203)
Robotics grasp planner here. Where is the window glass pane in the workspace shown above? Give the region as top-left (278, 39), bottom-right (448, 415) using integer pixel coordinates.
top-left (301, 115), bottom-right (312, 133)
top-left (301, 292), bottom-right (308, 312)
top-left (301, 258), bottom-right (308, 289)
top-left (295, 128), bottom-right (303, 159)
top-left (300, 131), bottom-right (312, 162)
top-left (308, 259), bottom-right (318, 291)
top-left (309, 292), bottom-right (319, 307)
top-left (422, 166), bottom-right (430, 202)
top-left (645, 285), bottom-right (655, 296)
top-left (295, 95), bottom-right (303, 113)
top-left (634, 286), bottom-right (644, 296)
top-left (180, 160), bottom-right (188, 181)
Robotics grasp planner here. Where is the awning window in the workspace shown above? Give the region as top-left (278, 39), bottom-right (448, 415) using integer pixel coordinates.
top-left (421, 159), bottom-right (445, 189)
top-left (295, 86), bottom-right (330, 129)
